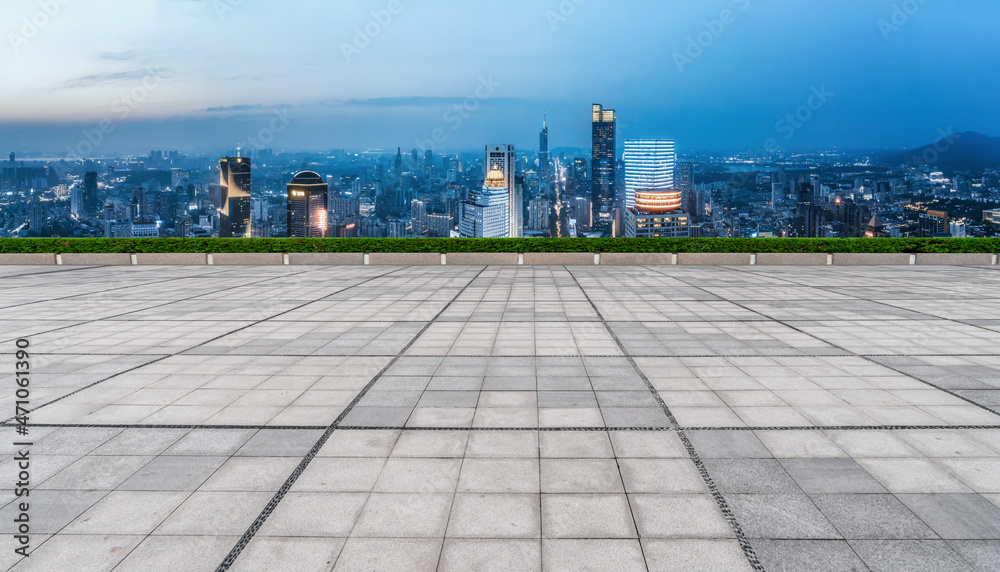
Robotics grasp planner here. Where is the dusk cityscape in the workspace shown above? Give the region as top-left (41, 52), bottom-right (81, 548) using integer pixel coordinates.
top-left (3, 2), bottom-right (1000, 572)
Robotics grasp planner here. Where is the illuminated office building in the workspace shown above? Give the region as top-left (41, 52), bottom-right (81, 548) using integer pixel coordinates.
top-left (625, 188), bottom-right (690, 238)
top-left (485, 145), bottom-right (520, 237)
top-left (591, 104), bottom-right (617, 220)
top-left (623, 140), bottom-right (675, 210)
top-left (286, 170), bottom-right (329, 238)
top-left (460, 167), bottom-right (510, 238)
top-left (219, 157), bottom-right (252, 238)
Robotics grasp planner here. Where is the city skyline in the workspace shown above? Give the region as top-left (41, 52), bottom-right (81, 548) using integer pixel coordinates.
top-left (3, 1), bottom-right (998, 154)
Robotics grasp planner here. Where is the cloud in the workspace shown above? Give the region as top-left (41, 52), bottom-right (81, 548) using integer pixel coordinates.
top-left (60, 68), bottom-right (167, 90)
top-left (328, 96), bottom-right (531, 108)
top-left (98, 50), bottom-right (138, 62)
top-left (205, 104), bottom-right (266, 112)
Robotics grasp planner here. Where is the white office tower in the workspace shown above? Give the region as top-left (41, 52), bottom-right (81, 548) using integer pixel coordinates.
top-left (486, 145), bottom-right (520, 237)
top-left (70, 186), bottom-right (84, 216)
top-left (623, 140), bottom-right (676, 210)
top-left (460, 167), bottom-right (510, 238)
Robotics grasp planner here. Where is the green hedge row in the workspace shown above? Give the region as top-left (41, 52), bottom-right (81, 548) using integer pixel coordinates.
top-left (3, 238), bottom-right (1000, 254)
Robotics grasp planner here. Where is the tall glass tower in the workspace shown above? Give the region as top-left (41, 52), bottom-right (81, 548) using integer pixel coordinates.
top-left (591, 104), bottom-right (616, 223)
top-left (219, 157), bottom-right (252, 238)
top-left (539, 118), bottom-right (550, 198)
top-left (83, 171), bottom-right (99, 214)
top-left (623, 140), bottom-right (676, 210)
top-left (486, 145), bottom-right (520, 237)
top-left (286, 170), bottom-right (329, 238)
top-left (460, 167), bottom-right (510, 238)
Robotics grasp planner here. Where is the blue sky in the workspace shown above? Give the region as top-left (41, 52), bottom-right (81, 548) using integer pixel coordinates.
top-left (1, 0), bottom-right (994, 155)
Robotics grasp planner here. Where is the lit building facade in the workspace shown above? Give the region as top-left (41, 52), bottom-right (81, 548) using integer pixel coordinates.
top-left (486, 145), bottom-right (520, 237)
top-left (591, 104), bottom-right (617, 221)
top-left (623, 140), bottom-right (676, 210)
top-left (219, 157), bottom-right (252, 238)
top-left (460, 167), bottom-right (510, 238)
top-left (625, 188), bottom-right (690, 238)
top-left (529, 199), bottom-right (551, 231)
top-left (286, 170), bottom-right (329, 238)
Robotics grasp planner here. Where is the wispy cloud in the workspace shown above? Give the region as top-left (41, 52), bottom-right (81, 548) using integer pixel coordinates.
top-left (327, 96), bottom-right (529, 108)
top-left (205, 104), bottom-right (266, 112)
top-left (60, 68), bottom-right (168, 90)
top-left (98, 50), bottom-right (138, 62)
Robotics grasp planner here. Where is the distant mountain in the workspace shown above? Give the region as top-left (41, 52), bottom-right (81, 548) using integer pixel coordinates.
top-left (880, 132), bottom-right (1000, 171)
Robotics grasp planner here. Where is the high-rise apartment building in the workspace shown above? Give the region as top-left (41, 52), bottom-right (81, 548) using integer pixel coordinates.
top-left (591, 104), bottom-right (617, 220)
top-left (529, 198), bottom-right (551, 231)
top-left (219, 157), bottom-right (252, 238)
top-left (286, 170), bottom-right (328, 238)
top-left (485, 145), bottom-right (520, 237)
top-left (410, 199), bottom-right (427, 235)
top-left (460, 167), bottom-right (510, 238)
top-left (623, 140), bottom-right (676, 211)
top-left (427, 214), bottom-right (453, 238)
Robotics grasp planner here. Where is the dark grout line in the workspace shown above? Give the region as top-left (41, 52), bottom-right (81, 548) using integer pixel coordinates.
top-left (0, 266), bottom-right (321, 346)
top-left (565, 266), bottom-right (766, 572)
top-left (214, 266), bottom-right (487, 572)
top-left (0, 355), bottom-right (172, 425)
top-left (3, 268), bottom-right (402, 423)
top-left (658, 265), bottom-right (1000, 420)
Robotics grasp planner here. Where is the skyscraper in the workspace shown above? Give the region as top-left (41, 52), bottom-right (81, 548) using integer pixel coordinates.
top-left (286, 170), bottom-right (328, 238)
top-left (70, 185), bottom-right (84, 216)
top-left (410, 199), bottom-right (427, 235)
top-left (529, 198), bottom-right (551, 231)
top-left (460, 167), bottom-right (510, 238)
top-left (219, 157), bottom-right (252, 238)
top-left (623, 140), bottom-right (675, 211)
top-left (539, 118), bottom-right (550, 197)
top-left (591, 104), bottom-right (617, 221)
top-left (485, 145), bottom-right (520, 237)
top-left (83, 171), bottom-right (99, 214)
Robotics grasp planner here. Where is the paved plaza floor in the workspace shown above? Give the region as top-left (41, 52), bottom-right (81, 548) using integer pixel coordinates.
top-left (2, 263), bottom-right (1000, 571)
